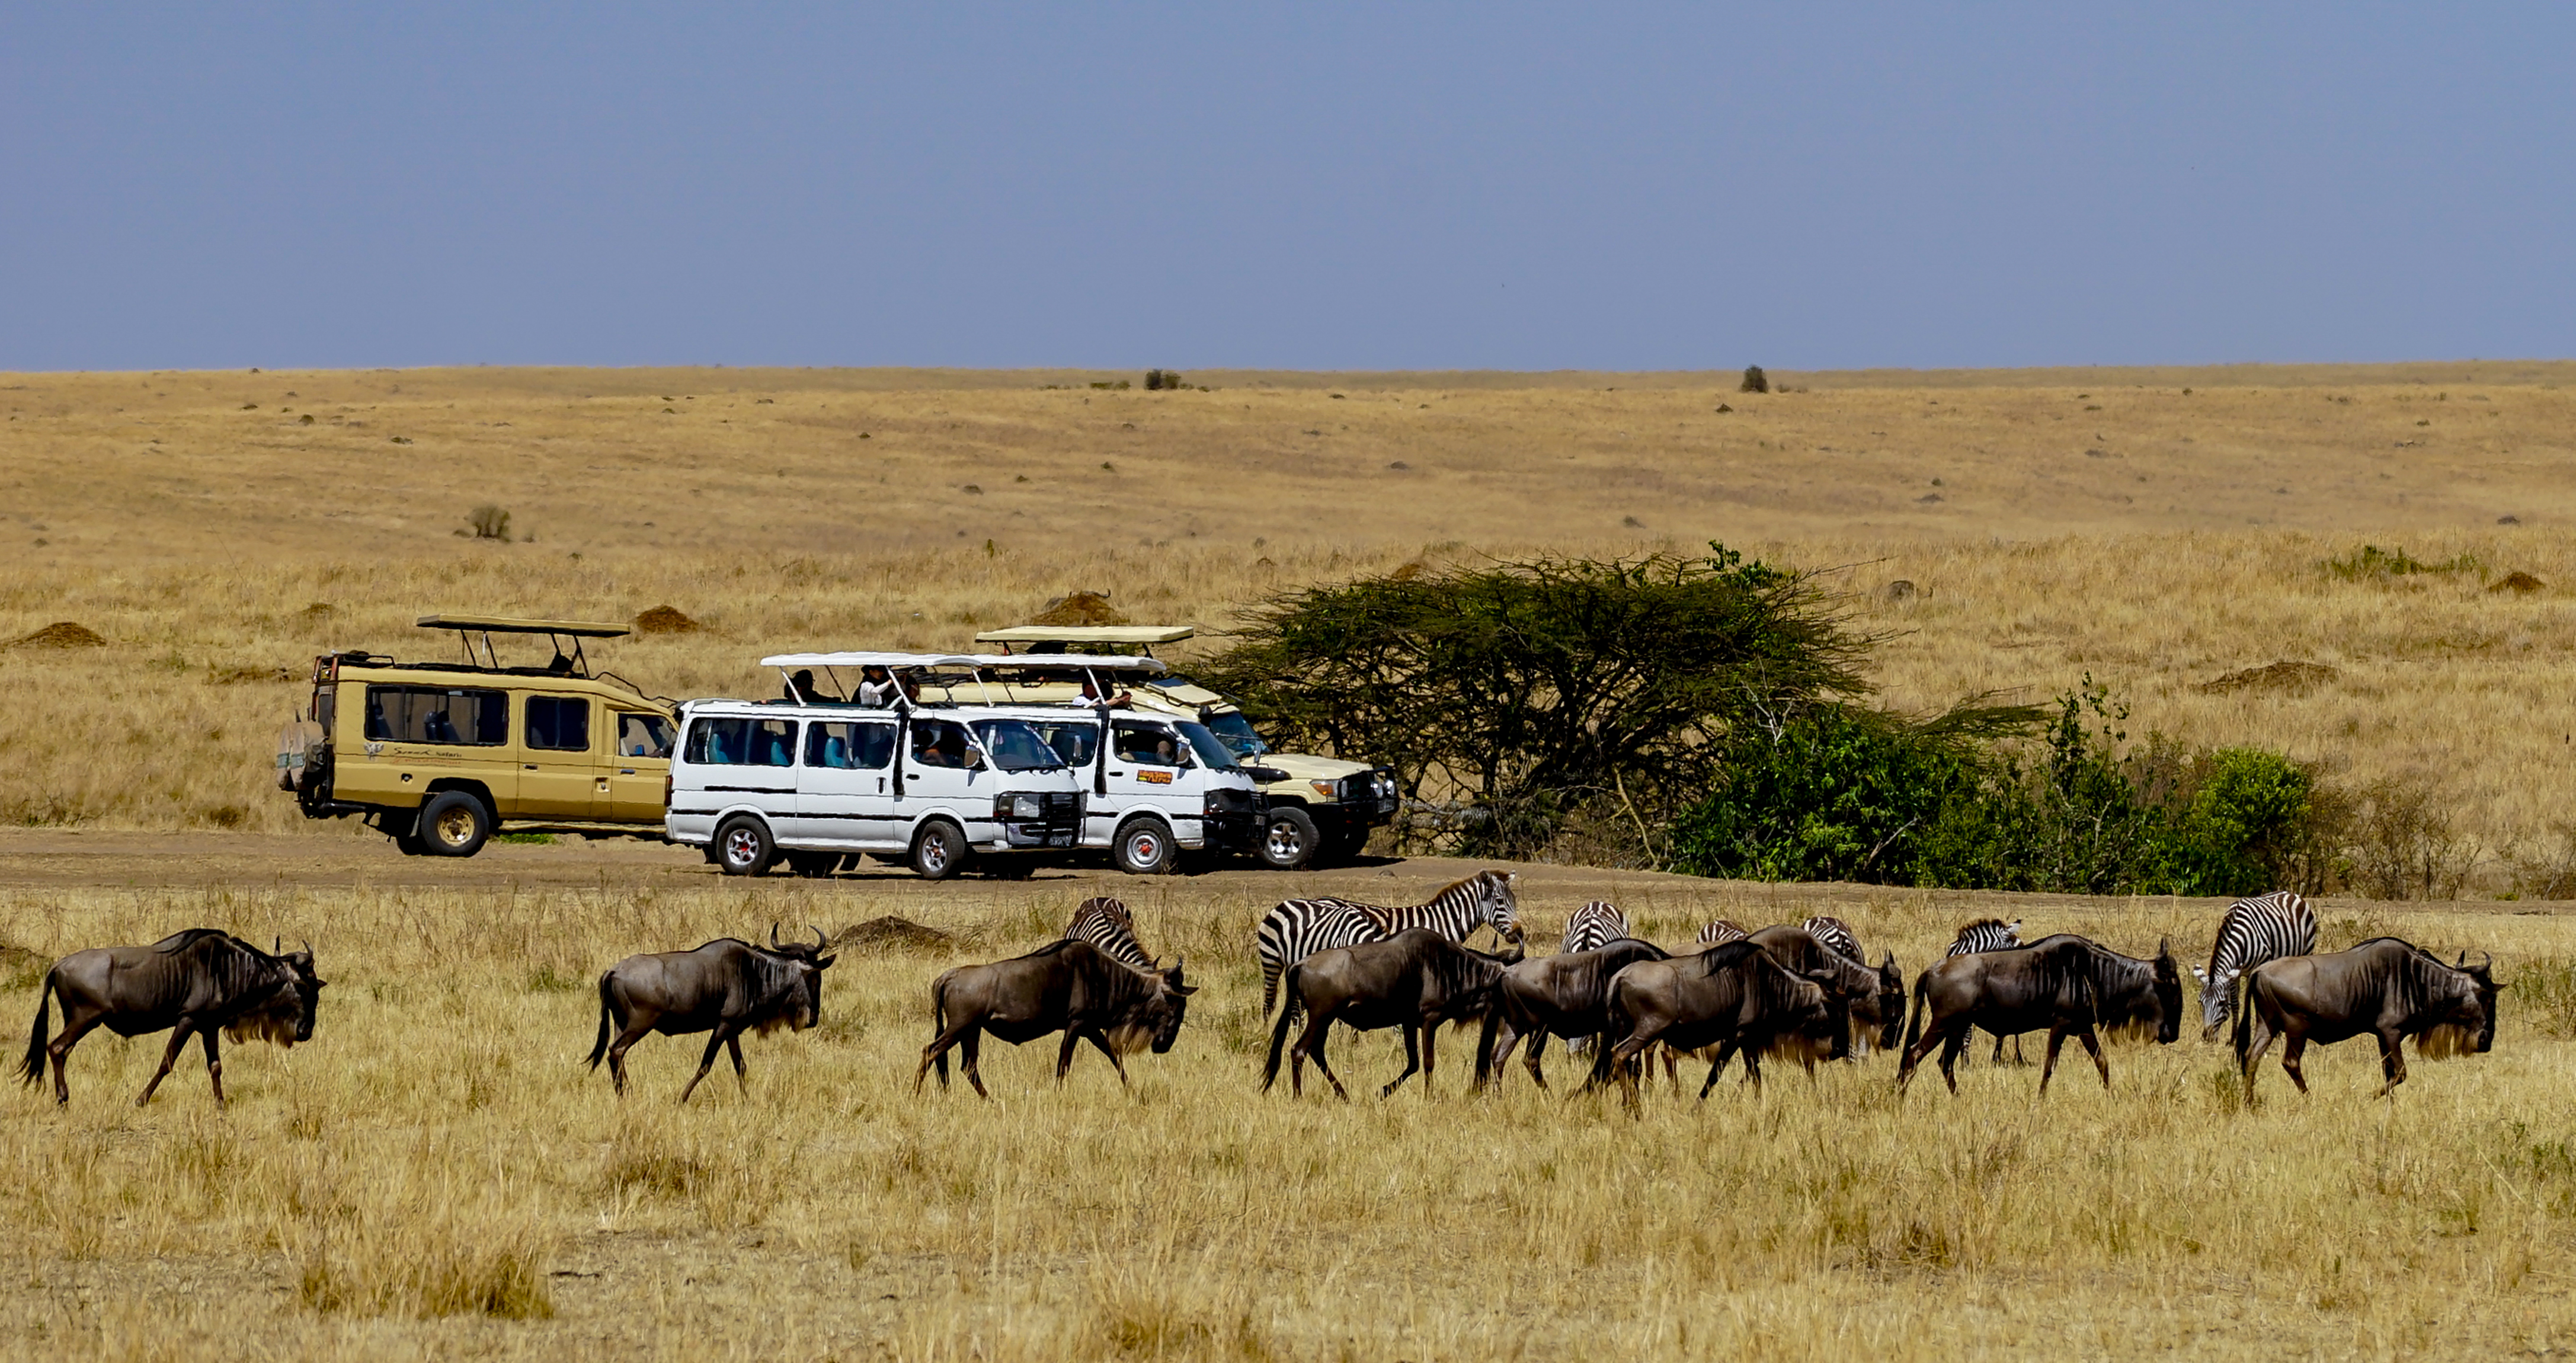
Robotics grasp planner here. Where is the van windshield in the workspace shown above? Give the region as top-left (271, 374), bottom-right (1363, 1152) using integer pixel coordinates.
top-left (1201, 710), bottom-right (1269, 759)
top-left (1177, 722), bottom-right (1243, 772)
top-left (972, 719), bottom-right (1070, 773)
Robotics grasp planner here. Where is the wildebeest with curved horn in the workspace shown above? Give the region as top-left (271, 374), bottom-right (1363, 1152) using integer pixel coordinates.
top-left (1587, 942), bottom-right (1841, 1111)
top-left (18, 929), bottom-right (325, 1106)
top-left (1474, 937), bottom-right (1670, 1090)
top-left (1264, 928), bottom-right (1521, 1099)
top-left (587, 927), bottom-right (836, 1102)
top-left (1747, 924), bottom-right (1905, 1057)
top-left (917, 940), bottom-right (1195, 1098)
top-left (2235, 938), bottom-right (2500, 1099)
top-left (1898, 937), bottom-right (2114, 1096)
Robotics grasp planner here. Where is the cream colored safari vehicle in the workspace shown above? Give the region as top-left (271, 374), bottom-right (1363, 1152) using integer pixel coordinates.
top-left (959, 625), bottom-right (1400, 869)
top-left (275, 616), bottom-right (677, 858)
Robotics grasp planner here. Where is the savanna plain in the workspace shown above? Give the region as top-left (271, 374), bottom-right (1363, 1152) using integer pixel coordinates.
top-left (3, 361), bottom-right (2576, 1359)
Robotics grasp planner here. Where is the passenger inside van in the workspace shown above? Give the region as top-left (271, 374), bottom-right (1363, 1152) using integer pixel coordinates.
top-left (856, 665), bottom-right (901, 708)
top-left (786, 669), bottom-right (822, 703)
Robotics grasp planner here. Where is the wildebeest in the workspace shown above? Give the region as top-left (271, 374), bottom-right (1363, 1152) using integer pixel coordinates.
top-left (588, 927), bottom-right (836, 1102)
top-left (18, 929), bottom-right (325, 1106)
top-left (1263, 928), bottom-right (1522, 1099)
top-left (2235, 938), bottom-right (2500, 1098)
top-left (917, 940), bottom-right (1195, 1098)
top-left (1900, 938), bottom-right (2126, 1095)
top-left (1474, 937), bottom-right (1670, 1090)
top-left (2015, 934), bottom-right (2183, 1044)
top-left (1587, 943), bottom-right (1841, 1110)
top-left (1256, 871), bottom-right (1523, 1016)
top-left (1747, 924), bottom-right (1905, 1057)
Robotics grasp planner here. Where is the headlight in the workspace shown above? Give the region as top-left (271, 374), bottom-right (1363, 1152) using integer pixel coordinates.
top-left (1309, 780), bottom-right (1337, 801)
top-left (994, 795), bottom-right (1044, 820)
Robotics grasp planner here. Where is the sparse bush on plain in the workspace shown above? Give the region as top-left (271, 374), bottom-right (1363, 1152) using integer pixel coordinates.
top-left (2323, 543), bottom-right (2481, 581)
top-left (1740, 365), bottom-right (1770, 393)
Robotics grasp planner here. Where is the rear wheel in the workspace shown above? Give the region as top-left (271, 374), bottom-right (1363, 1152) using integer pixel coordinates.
top-left (715, 817), bottom-right (775, 876)
top-left (1321, 822), bottom-right (1372, 864)
top-left (1259, 806), bottom-right (1319, 871)
top-left (785, 850), bottom-right (839, 879)
top-left (417, 792), bottom-right (493, 858)
top-left (391, 830), bottom-right (427, 856)
top-left (910, 820), bottom-right (968, 881)
top-left (1115, 818), bottom-right (1175, 876)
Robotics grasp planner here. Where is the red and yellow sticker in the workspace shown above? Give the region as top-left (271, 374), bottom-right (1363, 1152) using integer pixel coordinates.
top-left (1137, 770), bottom-right (1174, 785)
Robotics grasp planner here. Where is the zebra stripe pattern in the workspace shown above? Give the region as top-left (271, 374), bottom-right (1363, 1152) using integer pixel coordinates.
top-left (1063, 896), bottom-right (1153, 970)
top-left (1803, 915), bottom-right (1864, 964)
top-left (1560, 901), bottom-right (1630, 956)
top-left (2197, 891), bottom-right (2316, 1033)
top-left (1695, 919), bottom-right (1751, 946)
top-left (1256, 870), bottom-right (1522, 1015)
top-left (1946, 918), bottom-right (2022, 957)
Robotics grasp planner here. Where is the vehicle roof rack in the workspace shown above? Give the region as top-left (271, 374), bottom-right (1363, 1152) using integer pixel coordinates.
top-left (972, 625), bottom-right (1195, 645)
top-left (760, 651), bottom-right (985, 670)
top-left (416, 615), bottom-right (631, 637)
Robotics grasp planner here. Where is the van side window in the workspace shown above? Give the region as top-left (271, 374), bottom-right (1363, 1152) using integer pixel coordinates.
top-left (524, 696), bottom-right (591, 752)
top-left (910, 718), bottom-right (972, 768)
top-left (806, 722), bottom-right (895, 770)
top-left (617, 713), bottom-right (674, 759)
top-left (1113, 720), bottom-right (1182, 766)
top-left (1031, 721), bottom-right (1097, 766)
top-left (687, 717), bottom-right (797, 766)
top-left (366, 685), bottom-right (506, 746)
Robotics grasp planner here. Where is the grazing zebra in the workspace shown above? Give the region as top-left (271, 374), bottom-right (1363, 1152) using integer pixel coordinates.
top-left (1561, 901), bottom-right (1630, 956)
top-left (1257, 870), bottom-right (1523, 1017)
top-left (1696, 919), bottom-right (1751, 946)
top-left (2194, 891), bottom-right (2316, 1037)
top-left (1947, 919), bottom-right (2022, 957)
top-left (1803, 915), bottom-right (1864, 964)
top-left (1063, 897), bottom-right (1153, 970)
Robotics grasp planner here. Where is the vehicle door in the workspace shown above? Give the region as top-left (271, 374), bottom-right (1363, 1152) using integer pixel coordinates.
top-left (798, 718), bottom-right (898, 848)
top-left (359, 683), bottom-right (517, 809)
top-left (894, 715), bottom-right (985, 839)
top-left (1023, 715), bottom-right (1111, 843)
top-left (606, 711), bottom-right (676, 824)
top-left (518, 694), bottom-right (603, 818)
top-left (1109, 718), bottom-right (1198, 834)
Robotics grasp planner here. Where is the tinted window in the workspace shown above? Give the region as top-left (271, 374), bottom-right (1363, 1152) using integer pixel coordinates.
top-left (524, 696), bottom-right (591, 752)
top-left (910, 718), bottom-right (972, 768)
top-left (1113, 721), bottom-right (1183, 767)
top-left (806, 721), bottom-right (895, 770)
top-left (1202, 710), bottom-right (1269, 757)
top-left (1028, 719), bottom-right (1099, 766)
top-left (972, 719), bottom-right (1069, 772)
top-left (1177, 721), bottom-right (1242, 772)
top-left (685, 716), bottom-right (798, 767)
top-left (617, 713), bottom-right (673, 759)
top-left (365, 686), bottom-right (507, 746)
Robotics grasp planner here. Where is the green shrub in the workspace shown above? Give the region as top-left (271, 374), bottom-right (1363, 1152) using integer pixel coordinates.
top-left (2323, 543), bottom-right (2481, 581)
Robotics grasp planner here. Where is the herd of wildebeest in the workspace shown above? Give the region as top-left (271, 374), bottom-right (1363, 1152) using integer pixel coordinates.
top-left (15, 872), bottom-right (2505, 1111)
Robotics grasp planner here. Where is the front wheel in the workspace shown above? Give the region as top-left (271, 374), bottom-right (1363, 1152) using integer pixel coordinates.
top-left (1259, 807), bottom-right (1320, 871)
top-left (1114, 818), bottom-right (1175, 875)
top-left (910, 820), bottom-right (968, 881)
top-left (416, 791), bottom-right (492, 858)
top-left (715, 817), bottom-right (775, 876)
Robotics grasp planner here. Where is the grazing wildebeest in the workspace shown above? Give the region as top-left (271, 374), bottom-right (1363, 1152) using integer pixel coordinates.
top-left (2235, 938), bottom-right (2500, 1099)
top-left (1898, 938), bottom-right (2113, 1095)
top-left (1063, 897), bottom-right (1153, 969)
top-left (1263, 929), bottom-right (1521, 1099)
top-left (1748, 924), bottom-right (1905, 1057)
top-left (2011, 935), bottom-right (2184, 1045)
top-left (2196, 891), bottom-right (2317, 1038)
top-left (1587, 943), bottom-right (1841, 1110)
top-left (18, 929), bottom-right (325, 1106)
top-left (917, 940), bottom-right (1195, 1098)
top-left (588, 929), bottom-right (836, 1102)
top-left (1256, 871), bottom-right (1523, 1016)
top-left (1474, 937), bottom-right (1670, 1090)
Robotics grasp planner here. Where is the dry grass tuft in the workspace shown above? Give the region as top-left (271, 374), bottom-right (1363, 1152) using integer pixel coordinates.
top-left (2195, 659), bottom-right (2340, 695)
top-left (835, 915), bottom-right (958, 953)
top-left (9, 620), bottom-right (106, 650)
top-left (2488, 570), bottom-right (2546, 594)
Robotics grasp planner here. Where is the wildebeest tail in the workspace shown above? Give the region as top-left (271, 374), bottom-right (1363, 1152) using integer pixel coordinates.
top-left (1260, 964), bottom-right (1304, 1092)
top-left (1902, 971), bottom-right (1929, 1058)
top-left (585, 971), bottom-right (615, 1070)
top-left (17, 967), bottom-right (53, 1087)
top-left (2229, 970), bottom-right (2255, 1070)
top-left (1586, 991), bottom-right (1630, 1090)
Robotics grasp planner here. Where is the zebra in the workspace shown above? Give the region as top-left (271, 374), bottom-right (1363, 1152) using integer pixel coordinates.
top-left (1560, 901), bottom-right (1630, 956)
top-left (1803, 915), bottom-right (1864, 964)
top-left (1946, 919), bottom-right (2025, 1063)
top-left (1256, 869), bottom-right (1523, 1016)
top-left (1695, 919), bottom-right (1751, 946)
top-left (2194, 891), bottom-right (2316, 1037)
top-left (1063, 896), bottom-right (1153, 970)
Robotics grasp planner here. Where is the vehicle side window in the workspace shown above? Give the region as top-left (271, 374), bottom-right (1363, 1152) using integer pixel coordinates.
top-left (1033, 721), bottom-right (1097, 766)
top-left (806, 721), bottom-right (894, 770)
top-left (1113, 721), bottom-right (1181, 767)
top-left (617, 713), bottom-right (673, 759)
top-left (524, 696), bottom-right (591, 752)
top-left (910, 718), bottom-right (972, 769)
top-left (685, 717), bottom-right (797, 766)
top-left (365, 686), bottom-right (507, 746)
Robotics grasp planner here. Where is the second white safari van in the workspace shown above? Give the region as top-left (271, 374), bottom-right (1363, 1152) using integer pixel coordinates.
top-left (665, 653), bottom-right (1084, 879)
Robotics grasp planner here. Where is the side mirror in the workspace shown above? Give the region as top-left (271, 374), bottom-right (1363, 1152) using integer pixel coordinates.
top-left (966, 751), bottom-right (987, 770)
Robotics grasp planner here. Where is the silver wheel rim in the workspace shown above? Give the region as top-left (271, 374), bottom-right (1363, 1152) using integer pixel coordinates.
top-left (920, 834), bottom-right (950, 873)
top-left (1266, 821), bottom-right (1303, 861)
top-left (1129, 831), bottom-right (1161, 866)
top-left (725, 827), bottom-right (761, 866)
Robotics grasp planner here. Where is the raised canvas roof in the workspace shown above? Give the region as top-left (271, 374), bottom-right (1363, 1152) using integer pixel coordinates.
top-left (760, 652), bottom-right (981, 670)
top-left (418, 614), bottom-right (630, 638)
top-left (973, 625), bottom-right (1196, 645)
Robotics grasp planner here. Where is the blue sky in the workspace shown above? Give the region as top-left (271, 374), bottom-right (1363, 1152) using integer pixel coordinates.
top-left (4, 4), bottom-right (2569, 372)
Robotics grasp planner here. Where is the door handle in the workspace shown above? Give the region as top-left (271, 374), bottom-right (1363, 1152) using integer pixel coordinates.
top-left (524, 764), bottom-right (538, 770)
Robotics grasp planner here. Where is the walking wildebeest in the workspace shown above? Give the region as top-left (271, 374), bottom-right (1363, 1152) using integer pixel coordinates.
top-left (2235, 938), bottom-right (2500, 1099)
top-left (587, 929), bottom-right (836, 1102)
top-left (916, 940), bottom-right (1195, 1098)
top-left (18, 929), bottom-right (325, 1106)
top-left (1747, 924), bottom-right (1905, 1057)
top-left (1898, 938), bottom-right (2117, 1095)
top-left (2005, 934), bottom-right (2183, 1046)
top-left (1587, 943), bottom-right (1841, 1111)
top-left (1263, 928), bottom-right (1521, 1099)
top-left (1474, 937), bottom-right (1670, 1090)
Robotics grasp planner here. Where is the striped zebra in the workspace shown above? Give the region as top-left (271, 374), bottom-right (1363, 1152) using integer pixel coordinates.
top-left (1063, 896), bottom-right (1153, 970)
top-left (1803, 915), bottom-right (1864, 964)
top-left (2194, 891), bottom-right (2316, 1036)
top-left (1560, 901), bottom-right (1630, 955)
top-left (1695, 919), bottom-right (1751, 946)
top-left (1946, 919), bottom-right (2022, 957)
top-left (1256, 870), bottom-right (1523, 1016)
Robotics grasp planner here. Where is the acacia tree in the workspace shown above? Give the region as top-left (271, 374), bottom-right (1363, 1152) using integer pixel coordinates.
top-left (1198, 546), bottom-right (1877, 856)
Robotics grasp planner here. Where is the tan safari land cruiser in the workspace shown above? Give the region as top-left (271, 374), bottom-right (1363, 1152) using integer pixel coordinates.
top-left (962, 624), bottom-right (1400, 869)
top-left (275, 615), bottom-right (677, 858)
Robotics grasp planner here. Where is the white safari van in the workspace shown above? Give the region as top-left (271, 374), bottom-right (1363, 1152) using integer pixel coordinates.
top-left (665, 652), bottom-right (1084, 879)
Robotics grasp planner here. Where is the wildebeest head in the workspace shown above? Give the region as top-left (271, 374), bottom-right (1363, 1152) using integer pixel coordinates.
top-left (1863, 951), bottom-right (1906, 1051)
top-left (2420, 951), bottom-right (2501, 1058)
top-left (1129, 955), bottom-right (1199, 1055)
top-left (228, 940), bottom-right (327, 1047)
top-left (2151, 939), bottom-right (2184, 1045)
top-left (761, 924), bottom-right (837, 1028)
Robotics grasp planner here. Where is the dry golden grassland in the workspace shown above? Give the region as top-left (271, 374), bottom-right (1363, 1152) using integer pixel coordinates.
top-left (1, 866), bottom-right (2573, 1361)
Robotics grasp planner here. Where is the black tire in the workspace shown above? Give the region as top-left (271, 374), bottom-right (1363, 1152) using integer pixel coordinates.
top-left (416, 791), bottom-right (492, 859)
top-left (785, 850), bottom-right (839, 879)
top-left (391, 830), bottom-right (426, 856)
top-left (715, 816), bottom-right (775, 877)
top-left (1114, 818), bottom-right (1176, 876)
top-left (1259, 806), bottom-right (1320, 871)
top-left (910, 820), bottom-right (968, 881)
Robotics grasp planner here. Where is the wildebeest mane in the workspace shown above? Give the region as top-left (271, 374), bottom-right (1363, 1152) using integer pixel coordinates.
top-left (2024, 934), bottom-right (2162, 1039)
top-left (148, 929), bottom-right (289, 1003)
top-left (1696, 941), bottom-right (1765, 977)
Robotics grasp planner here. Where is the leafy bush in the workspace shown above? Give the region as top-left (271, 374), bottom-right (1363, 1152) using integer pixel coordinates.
top-left (2323, 543), bottom-right (2480, 581)
top-left (1740, 365), bottom-right (1770, 394)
